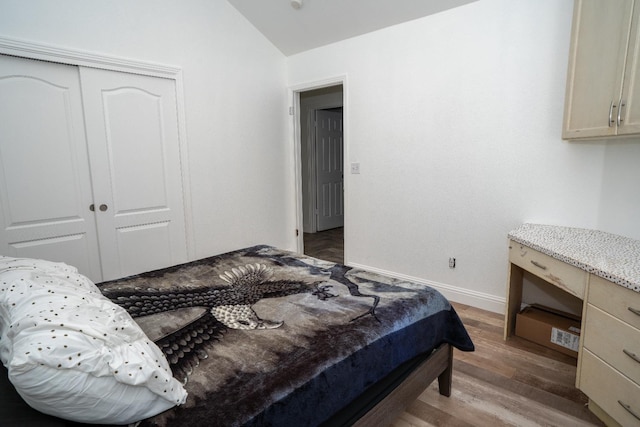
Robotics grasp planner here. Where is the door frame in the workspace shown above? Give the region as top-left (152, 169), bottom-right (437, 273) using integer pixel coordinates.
top-left (0, 36), bottom-right (195, 260)
top-left (289, 75), bottom-right (347, 259)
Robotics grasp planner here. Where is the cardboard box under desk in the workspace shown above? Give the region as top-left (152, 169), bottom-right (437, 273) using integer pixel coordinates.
top-left (515, 304), bottom-right (581, 358)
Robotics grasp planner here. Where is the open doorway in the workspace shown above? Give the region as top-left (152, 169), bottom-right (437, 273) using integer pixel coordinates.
top-left (298, 85), bottom-right (344, 264)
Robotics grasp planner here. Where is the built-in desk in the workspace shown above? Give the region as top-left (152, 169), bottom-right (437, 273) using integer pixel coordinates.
top-left (504, 224), bottom-right (640, 427)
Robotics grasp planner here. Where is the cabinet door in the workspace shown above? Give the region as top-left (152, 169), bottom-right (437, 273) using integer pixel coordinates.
top-left (619, 3), bottom-right (640, 135)
top-left (80, 68), bottom-right (188, 280)
top-left (0, 55), bottom-right (102, 281)
top-left (563, 0), bottom-right (634, 139)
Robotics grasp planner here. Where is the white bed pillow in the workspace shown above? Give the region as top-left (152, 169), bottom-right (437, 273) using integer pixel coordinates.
top-left (0, 256), bottom-right (187, 425)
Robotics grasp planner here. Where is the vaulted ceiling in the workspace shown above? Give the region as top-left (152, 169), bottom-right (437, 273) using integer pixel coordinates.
top-left (226, 0), bottom-right (478, 56)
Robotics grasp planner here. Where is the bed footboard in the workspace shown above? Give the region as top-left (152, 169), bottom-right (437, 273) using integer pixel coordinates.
top-left (352, 342), bottom-right (453, 427)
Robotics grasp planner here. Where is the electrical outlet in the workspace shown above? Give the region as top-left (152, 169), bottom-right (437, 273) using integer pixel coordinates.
top-left (449, 257), bottom-right (456, 269)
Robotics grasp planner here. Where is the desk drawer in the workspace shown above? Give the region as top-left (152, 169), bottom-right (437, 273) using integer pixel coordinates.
top-left (581, 350), bottom-right (640, 427)
top-left (584, 304), bottom-right (640, 385)
top-left (509, 241), bottom-right (588, 299)
top-left (588, 274), bottom-right (640, 330)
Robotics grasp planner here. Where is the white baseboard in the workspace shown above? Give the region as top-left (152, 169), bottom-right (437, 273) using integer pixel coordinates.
top-left (348, 262), bottom-right (505, 315)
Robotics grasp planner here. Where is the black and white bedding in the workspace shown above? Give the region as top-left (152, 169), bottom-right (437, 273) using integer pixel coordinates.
top-left (0, 245), bottom-right (474, 426)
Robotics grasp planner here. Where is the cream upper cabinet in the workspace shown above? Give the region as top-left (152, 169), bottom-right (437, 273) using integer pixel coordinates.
top-left (563, 0), bottom-right (640, 139)
top-left (621, 2), bottom-right (640, 135)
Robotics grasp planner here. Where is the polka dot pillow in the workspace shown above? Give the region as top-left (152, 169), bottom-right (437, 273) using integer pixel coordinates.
top-left (0, 256), bottom-right (187, 424)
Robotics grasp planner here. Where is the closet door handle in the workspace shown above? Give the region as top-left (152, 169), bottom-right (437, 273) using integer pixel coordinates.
top-left (609, 101), bottom-right (617, 127)
top-left (89, 204), bottom-right (95, 212)
top-left (99, 204), bottom-right (108, 212)
top-left (629, 306), bottom-right (640, 317)
top-left (617, 99), bottom-right (626, 126)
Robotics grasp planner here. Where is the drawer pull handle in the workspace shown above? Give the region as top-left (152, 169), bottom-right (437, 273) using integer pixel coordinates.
top-left (629, 307), bottom-right (640, 317)
top-left (623, 349), bottom-right (640, 364)
top-left (530, 260), bottom-right (547, 270)
top-left (618, 400), bottom-right (640, 421)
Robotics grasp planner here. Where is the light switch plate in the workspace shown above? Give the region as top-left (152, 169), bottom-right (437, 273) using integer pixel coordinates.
top-left (350, 162), bottom-right (360, 174)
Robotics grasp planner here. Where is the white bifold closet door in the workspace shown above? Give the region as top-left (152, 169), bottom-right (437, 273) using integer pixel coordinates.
top-left (0, 55), bottom-right (102, 280)
top-left (0, 55), bottom-right (187, 282)
top-left (79, 67), bottom-right (187, 281)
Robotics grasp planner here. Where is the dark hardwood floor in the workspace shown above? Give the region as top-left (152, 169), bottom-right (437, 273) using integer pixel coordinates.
top-left (303, 227), bottom-right (344, 264)
top-left (303, 228), bottom-right (604, 426)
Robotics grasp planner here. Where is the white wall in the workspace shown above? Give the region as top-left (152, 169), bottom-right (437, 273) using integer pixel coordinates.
top-left (3, 0), bottom-right (638, 313)
top-left (0, 0), bottom-right (294, 259)
top-left (598, 141), bottom-right (640, 239)
top-left (287, 0), bottom-right (626, 312)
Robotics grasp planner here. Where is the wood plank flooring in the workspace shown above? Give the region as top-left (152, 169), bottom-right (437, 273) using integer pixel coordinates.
top-left (304, 227), bottom-right (344, 264)
top-left (392, 303), bottom-right (604, 427)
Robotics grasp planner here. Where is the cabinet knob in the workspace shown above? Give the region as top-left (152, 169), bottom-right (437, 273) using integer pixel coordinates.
top-left (99, 204), bottom-right (108, 212)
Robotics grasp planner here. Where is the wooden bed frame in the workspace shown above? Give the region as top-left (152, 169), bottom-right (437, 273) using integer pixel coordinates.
top-left (304, 342), bottom-right (452, 427)
top-left (353, 343), bottom-right (452, 426)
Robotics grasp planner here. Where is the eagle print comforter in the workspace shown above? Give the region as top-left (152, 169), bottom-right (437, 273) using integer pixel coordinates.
top-left (98, 245), bottom-right (475, 427)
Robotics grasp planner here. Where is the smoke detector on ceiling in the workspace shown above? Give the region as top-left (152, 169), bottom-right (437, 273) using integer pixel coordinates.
top-left (291, 0), bottom-right (302, 10)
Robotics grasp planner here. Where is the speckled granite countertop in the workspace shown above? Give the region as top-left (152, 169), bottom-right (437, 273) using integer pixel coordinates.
top-left (508, 224), bottom-right (640, 293)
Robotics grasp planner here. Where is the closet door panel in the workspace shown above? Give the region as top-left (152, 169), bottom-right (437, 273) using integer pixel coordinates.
top-left (10, 234), bottom-right (96, 275)
top-left (116, 222), bottom-right (172, 277)
top-left (103, 90), bottom-right (168, 212)
top-left (0, 55), bottom-right (101, 281)
top-left (80, 68), bottom-right (187, 280)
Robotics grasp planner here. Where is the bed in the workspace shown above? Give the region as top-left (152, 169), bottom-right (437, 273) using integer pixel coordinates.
top-left (0, 245), bottom-right (474, 426)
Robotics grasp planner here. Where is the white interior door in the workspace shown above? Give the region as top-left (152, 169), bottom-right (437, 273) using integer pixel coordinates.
top-left (315, 109), bottom-right (344, 231)
top-left (0, 55), bottom-right (102, 281)
top-left (80, 67), bottom-right (187, 280)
